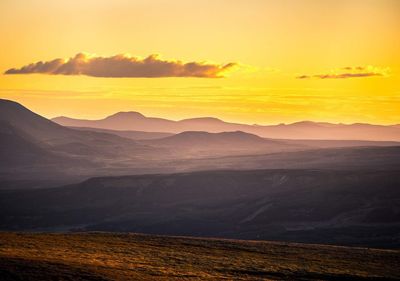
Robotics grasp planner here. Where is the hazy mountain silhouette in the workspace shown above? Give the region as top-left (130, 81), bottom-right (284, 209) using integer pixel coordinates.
top-left (143, 131), bottom-right (400, 157)
top-left (0, 99), bottom-right (137, 147)
top-left (143, 131), bottom-right (305, 157)
top-left (2, 98), bottom-right (400, 185)
top-left (53, 111), bottom-right (400, 141)
top-left (0, 99), bottom-right (164, 179)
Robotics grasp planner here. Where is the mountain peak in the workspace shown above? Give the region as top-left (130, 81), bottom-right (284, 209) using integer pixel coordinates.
top-left (0, 98), bottom-right (27, 114)
top-left (290, 121), bottom-right (318, 126)
top-left (105, 111), bottom-right (146, 120)
top-left (180, 117), bottom-right (224, 123)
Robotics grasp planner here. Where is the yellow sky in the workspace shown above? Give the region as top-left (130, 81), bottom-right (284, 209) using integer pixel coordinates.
top-left (0, 0), bottom-right (399, 124)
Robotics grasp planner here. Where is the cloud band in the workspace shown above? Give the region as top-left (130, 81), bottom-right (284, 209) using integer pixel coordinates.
top-left (4, 53), bottom-right (237, 78)
top-left (296, 66), bottom-right (388, 79)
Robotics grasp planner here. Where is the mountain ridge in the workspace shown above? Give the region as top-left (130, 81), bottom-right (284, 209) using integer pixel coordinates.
top-left (52, 110), bottom-right (400, 141)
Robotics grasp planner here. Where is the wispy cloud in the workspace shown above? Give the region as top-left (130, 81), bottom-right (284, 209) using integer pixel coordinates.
top-left (4, 53), bottom-right (237, 78)
top-left (296, 66), bottom-right (390, 79)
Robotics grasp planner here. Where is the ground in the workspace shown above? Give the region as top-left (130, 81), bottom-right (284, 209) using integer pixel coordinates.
top-left (0, 232), bottom-right (399, 280)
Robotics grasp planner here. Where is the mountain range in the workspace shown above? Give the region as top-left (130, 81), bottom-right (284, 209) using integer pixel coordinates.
top-left (53, 112), bottom-right (400, 141)
top-left (1, 98), bottom-right (400, 184)
top-left (1, 98), bottom-right (400, 249)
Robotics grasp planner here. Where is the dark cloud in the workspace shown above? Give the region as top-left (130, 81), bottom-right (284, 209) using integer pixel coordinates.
top-left (342, 66), bottom-right (366, 71)
top-left (296, 75), bottom-right (311, 79)
top-left (314, 73), bottom-right (382, 79)
top-left (4, 53), bottom-right (237, 78)
top-left (297, 66), bottom-right (386, 80)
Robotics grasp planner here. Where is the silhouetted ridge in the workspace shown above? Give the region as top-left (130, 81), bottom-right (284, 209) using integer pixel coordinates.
top-left (180, 117), bottom-right (225, 123)
top-left (104, 111), bottom-right (146, 120)
top-left (52, 108), bottom-right (400, 141)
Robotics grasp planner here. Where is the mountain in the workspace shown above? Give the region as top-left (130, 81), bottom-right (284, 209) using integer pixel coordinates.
top-left (2, 99), bottom-right (399, 184)
top-left (1, 169), bottom-right (399, 248)
top-left (143, 131), bottom-right (400, 158)
top-left (0, 99), bottom-right (164, 180)
top-left (53, 112), bottom-right (176, 132)
top-left (142, 131), bottom-right (305, 157)
top-left (52, 112), bottom-right (400, 141)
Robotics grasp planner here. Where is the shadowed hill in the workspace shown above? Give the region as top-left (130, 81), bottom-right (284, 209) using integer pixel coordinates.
top-left (1, 169), bottom-right (400, 248)
top-left (0, 99), bottom-right (166, 179)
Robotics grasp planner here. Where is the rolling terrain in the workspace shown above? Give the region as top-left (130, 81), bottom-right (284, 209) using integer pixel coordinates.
top-left (0, 232), bottom-right (399, 280)
top-left (2, 98), bottom-right (400, 185)
top-left (1, 98), bottom-right (400, 251)
top-left (1, 169), bottom-right (400, 248)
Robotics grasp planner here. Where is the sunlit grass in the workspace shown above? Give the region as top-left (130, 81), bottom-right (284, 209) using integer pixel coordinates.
top-left (0, 232), bottom-right (399, 280)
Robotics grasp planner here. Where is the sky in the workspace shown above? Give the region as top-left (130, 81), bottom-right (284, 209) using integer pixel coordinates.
top-left (0, 0), bottom-right (399, 125)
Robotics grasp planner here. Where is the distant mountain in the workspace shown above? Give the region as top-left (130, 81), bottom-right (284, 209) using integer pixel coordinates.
top-left (53, 112), bottom-right (176, 132)
top-left (52, 112), bottom-right (400, 141)
top-left (0, 99), bottom-right (136, 148)
top-left (2, 99), bottom-right (399, 184)
top-left (2, 169), bottom-right (399, 248)
top-left (143, 131), bottom-right (305, 157)
top-left (145, 131), bottom-right (400, 154)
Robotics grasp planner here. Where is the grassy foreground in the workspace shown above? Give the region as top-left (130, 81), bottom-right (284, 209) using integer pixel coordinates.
top-left (0, 232), bottom-right (399, 280)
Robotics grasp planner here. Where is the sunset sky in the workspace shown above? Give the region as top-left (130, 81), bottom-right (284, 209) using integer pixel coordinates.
top-left (0, 0), bottom-right (399, 125)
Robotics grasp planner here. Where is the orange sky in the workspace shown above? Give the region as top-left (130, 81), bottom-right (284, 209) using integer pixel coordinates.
top-left (0, 0), bottom-right (399, 125)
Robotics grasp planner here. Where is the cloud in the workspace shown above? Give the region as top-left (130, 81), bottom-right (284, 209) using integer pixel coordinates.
top-left (4, 53), bottom-right (237, 78)
top-left (296, 66), bottom-right (389, 80)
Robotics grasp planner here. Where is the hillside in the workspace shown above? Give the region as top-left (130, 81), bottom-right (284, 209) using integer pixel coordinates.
top-left (0, 99), bottom-right (159, 161)
top-left (0, 99), bottom-right (168, 181)
top-left (0, 232), bottom-right (399, 280)
top-left (2, 169), bottom-right (400, 248)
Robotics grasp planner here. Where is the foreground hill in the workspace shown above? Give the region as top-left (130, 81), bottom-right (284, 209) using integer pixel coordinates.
top-left (2, 169), bottom-right (399, 248)
top-left (52, 111), bottom-right (400, 141)
top-left (0, 232), bottom-right (399, 280)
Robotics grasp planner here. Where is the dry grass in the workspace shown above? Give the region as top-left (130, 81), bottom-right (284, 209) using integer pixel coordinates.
top-left (0, 232), bottom-right (399, 280)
